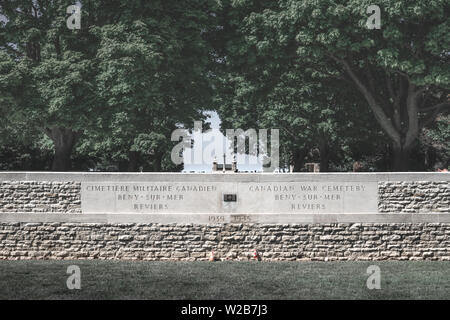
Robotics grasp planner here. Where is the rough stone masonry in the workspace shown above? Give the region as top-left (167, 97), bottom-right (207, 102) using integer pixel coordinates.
top-left (1, 222), bottom-right (449, 261)
top-left (0, 173), bottom-right (449, 261)
top-left (378, 181), bottom-right (449, 213)
top-left (0, 181), bottom-right (81, 213)
top-left (0, 180), bottom-right (448, 214)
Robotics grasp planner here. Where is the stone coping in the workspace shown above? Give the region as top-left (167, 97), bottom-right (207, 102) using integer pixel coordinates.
top-left (0, 171), bottom-right (448, 182)
top-left (1, 213), bottom-right (450, 224)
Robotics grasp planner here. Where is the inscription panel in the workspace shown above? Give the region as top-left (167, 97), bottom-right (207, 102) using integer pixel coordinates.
top-left (81, 181), bottom-right (377, 214)
top-left (82, 182), bottom-right (229, 214)
top-left (239, 182), bottom-right (377, 213)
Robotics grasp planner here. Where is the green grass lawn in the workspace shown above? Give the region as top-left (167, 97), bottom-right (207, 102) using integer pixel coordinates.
top-left (0, 261), bottom-right (449, 300)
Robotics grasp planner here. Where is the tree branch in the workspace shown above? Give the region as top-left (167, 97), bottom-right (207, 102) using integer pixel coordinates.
top-left (420, 102), bottom-right (450, 129)
top-left (385, 72), bottom-right (404, 131)
top-left (420, 102), bottom-right (450, 113)
top-left (404, 83), bottom-right (426, 147)
top-left (329, 54), bottom-right (401, 146)
top-left (1, 44), bottom-right (24, 58)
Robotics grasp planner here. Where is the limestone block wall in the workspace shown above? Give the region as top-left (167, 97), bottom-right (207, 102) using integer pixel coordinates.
top-left (0, 181), bottom-right (81, 213)
top-left (0, 173), bottom-right (449, 261)
top-left (0, 177), bottom-right (448, 214)
top-left (1, 222), bottom-right (449, 261)
top-left (378, 181), bottom-right (450, 213)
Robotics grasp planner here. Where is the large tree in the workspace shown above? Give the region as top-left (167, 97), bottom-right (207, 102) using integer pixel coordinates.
top-left (212, 0), bottom-right (385, 171)
top-left (1, 0), bottom-right (217, 171)
top-left (92, 1), bottom-right (216, 171)
top-left (279, 0), bottom-right (449, 170)
top-left (213, 0), bottom-right (449, 171)
top-left (0, 0), bottom-right (109, 170)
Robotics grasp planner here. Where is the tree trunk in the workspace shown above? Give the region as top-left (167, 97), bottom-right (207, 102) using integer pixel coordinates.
top-left (45, 128), bottom-right (78, 171)
top-left (127, 151), bottom-right (139, 171)
top-left (291, 150), bottom-right (306, 172)
top-left (153, 152), bottom-right (163, 172)
top-left (318, 136), bottom-right (330, 172)
top-left (392, 143), bottom-right (411, 172)
top-left (118, 160), bottom-right (128, 171)
top-left (424, 146), bottom-right (436, 170)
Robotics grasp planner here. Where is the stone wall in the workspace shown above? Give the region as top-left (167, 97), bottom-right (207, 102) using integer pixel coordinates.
top-left (1, 222), bottom-right (449, 261)
top-left (0, 173), bottom-right (449, 261)
top-left (378, 181), bottom-right (450, 213)
top-left (0, 179), bottom-right (448, 214)
top-left (0, 182), bottom-right (81, 213)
